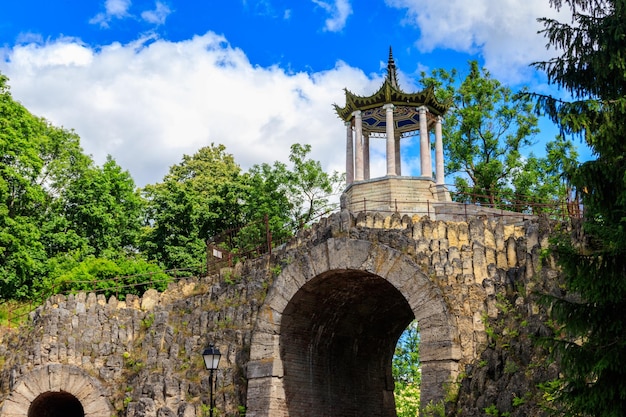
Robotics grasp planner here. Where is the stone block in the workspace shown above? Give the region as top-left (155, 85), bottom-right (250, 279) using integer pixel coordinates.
top-left (402, 282), bottom-right (441, 316)
top-left (525, 222), bottom-right (539, 252)
top-left (82, 396), bottom-right (112, 415)
top-left (253, 307), bottom-right (282, 335)
top-left (472, 242), bottom-right (488, 283)
top-left (47, 364), bottom-right (63, 391)
top-left (484, 226), bottom-right (495, 249)
top-left (435, 221), bottom-right (448, 239)
top-left (385, 256), bottom-right (424, 290)
top-left (506, 236), bottom-right (518, 267)
top-left (0, 400), bottom-right (27, 416)
top-left (65, 371), bottom-right (92, 398)
top-left (411, 219), bottom-right (423, 240)
top-left (417, 305), bottom-right (452, 329)
top-left (326, 238), bottom-right (372, 271)
top-left (304, 241), bottom-right (330, 277)
top-left (246, 377), bottom-right (287, 417)
top-left (13, 379), bottom-right (37, 402)
top-left (249, 332), bottom-right (280, 361)
top-left (177, 403), bottom-right (196, 417)
top-left (247, 358), bottom-right (284, 379)
top-left (422, 219), bottom-right (434, 239)
top-left (419, 324), bottom-right (458, 345)
top-left (264, 283), bottom-right (293, 315)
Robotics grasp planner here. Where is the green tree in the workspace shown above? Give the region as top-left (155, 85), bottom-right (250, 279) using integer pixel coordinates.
top-left (142, 144), bottom-right (246, 269)
top-left (34, 156), bottom-right (149, 297)
top-left (58, 156), bottom-right (143, 258)
top-left (142, 143), bottom-right (342, 270)
top-left (236, 160), bottom-right (293, 252)
top-left (0, 74), bottom-right (92, 299)
top-left (510, 135), bottom-right (578, 213)
top-left (421, 61), bottom-right (575, 208)
top-left (242, 143), bottom-right (344, 238)
top-left (1, 73), bottom-right (159, 300)
top-left (533, 1), bottom-right (626, 416)
top-left (0, 75), bottom-right (46, 299)
top-left (282, 143), bottom-right (343, 229)
top-left (393, 321), bottom-right (421, 417)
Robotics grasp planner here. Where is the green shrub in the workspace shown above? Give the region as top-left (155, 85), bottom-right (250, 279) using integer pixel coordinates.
top-left (47, 256), bottom-right (170, 299)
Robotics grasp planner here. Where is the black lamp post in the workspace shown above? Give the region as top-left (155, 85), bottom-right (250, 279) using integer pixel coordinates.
top-left (202, 344), bottom-right (222, 417)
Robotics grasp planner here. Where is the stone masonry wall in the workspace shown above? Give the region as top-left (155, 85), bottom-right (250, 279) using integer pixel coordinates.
top-left (0, 255), bottom-right (274, 417)
top-left (0, 210), bottom-right (561, 417)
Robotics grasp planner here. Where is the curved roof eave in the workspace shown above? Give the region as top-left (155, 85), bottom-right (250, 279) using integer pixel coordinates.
top-left (334, 80), bottom-right (450, 122)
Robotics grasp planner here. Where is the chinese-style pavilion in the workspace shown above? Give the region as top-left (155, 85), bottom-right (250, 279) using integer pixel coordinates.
top-left (335, 48), bottom-right (452, 215)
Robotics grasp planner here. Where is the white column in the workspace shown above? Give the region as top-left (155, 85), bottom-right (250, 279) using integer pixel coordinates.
top-left (363, 132), bottom-right (370, 180)
top-left (383, 103), bottom-right (396, 176)
top-left (353, 110), bottom-right (364, 181)
top-left (394, 133), bottom-right (401, 176)
top-left (435, 116), bottom-right (445, 185)
top-left (345, 122), bottom-right (354, 185)
top-left (419, 106), bottom-right (432, 178)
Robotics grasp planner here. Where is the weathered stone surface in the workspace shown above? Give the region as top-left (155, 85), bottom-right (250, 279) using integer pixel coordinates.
top-left (0, 211), bottom-right (562, 417)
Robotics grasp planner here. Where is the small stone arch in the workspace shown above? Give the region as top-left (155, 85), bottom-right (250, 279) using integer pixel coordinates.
top-left (246, 238), bottom-right (461, 417)
top-left (0, 364), bottom-right (112, 417)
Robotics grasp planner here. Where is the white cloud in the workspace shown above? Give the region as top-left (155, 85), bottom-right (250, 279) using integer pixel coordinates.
top-left (9, 39), bottom-right (93, 70)
top-left (90, 0), bottom-right (133, 28)
top-left (1, 33), bottom-right (387, 187)
top-left (141, 1), bottom-right (172, 25)
top-left (385, 0), bottom-right (571, 84)
top-left (312, 0), bottom-right (353, 32)
top-left (105, 0), bottom-right (132, 16)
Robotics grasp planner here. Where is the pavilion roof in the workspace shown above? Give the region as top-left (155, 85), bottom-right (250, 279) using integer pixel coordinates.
top-left (334, 48), bottom-right (450, 123)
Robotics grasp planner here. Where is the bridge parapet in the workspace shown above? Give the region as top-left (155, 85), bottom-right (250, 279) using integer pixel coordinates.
top-left (0, 210), bottom-right (557, 417)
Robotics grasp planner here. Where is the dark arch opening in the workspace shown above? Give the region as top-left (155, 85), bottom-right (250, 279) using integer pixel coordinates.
top-left (280, 269), bottom-right (414, 417)
top-left (28, 391), bottom-right (84, 417)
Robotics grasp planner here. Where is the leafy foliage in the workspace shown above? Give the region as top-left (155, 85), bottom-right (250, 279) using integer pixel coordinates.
top-left (0, 75), bottom-right (88, 299)
top-left (283, 143), bottom-right (343, 228)
top-left (237, 160), bottom-right (294, 252)
top-left (393, 321), bottom-right (421, 417)
top-left (394, 382), bottom-right (420, 417)
top-left (141, 144), bottom-right (246, 269)
top-left (49, 256), bottom-right (170, 300)
top-left (140, 142), bottom-right (343, 269)
top-left (0, 73), bottom-right (158, 300)
top-left (243, 143), bottom-right (343, 237)
top-left (421, 61), bottom-right (577, 208)
top-left (533, 1), bottom-right (626, 416)
top-left (58, 156), bottom-right (144, 257)
top-left (0, 70), bottom-right (341, 306)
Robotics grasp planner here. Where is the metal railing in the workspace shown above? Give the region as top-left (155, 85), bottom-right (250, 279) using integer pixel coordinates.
top-left (343, 188), bottom-right (582, 222)
top-left (0, 193), bottom-right (582, 330)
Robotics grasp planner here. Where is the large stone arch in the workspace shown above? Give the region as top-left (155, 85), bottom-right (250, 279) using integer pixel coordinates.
top-left (246, 238), bottom-right (461, 417)
top-left (0, 364), bottom-right (112, 417)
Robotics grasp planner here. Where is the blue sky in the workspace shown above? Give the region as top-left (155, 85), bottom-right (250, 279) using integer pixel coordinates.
top-left (1, 0), bottom-right (577, 187)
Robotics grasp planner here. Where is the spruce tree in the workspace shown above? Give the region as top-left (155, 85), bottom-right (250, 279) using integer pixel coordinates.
top-left (533, 1), bottom-right (626, 416)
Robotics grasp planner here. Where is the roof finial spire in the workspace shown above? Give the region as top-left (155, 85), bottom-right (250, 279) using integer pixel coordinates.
top-left (387, 46), bottom-right (399, 89)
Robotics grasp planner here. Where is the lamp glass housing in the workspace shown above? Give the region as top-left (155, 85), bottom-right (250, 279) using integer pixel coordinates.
top-left (202, 345), bottom-right (221, 370)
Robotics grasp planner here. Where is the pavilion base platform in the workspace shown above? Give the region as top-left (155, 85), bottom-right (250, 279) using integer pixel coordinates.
top-left (340, 176), bottom-right (451, 218)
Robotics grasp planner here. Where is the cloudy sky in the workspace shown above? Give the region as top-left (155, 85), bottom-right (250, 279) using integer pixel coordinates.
top-left (1, 0), bottom-right (573, 187)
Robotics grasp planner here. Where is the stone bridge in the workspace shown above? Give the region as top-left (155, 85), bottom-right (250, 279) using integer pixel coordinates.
top-left (0, 210), bottom-right (552, 417)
